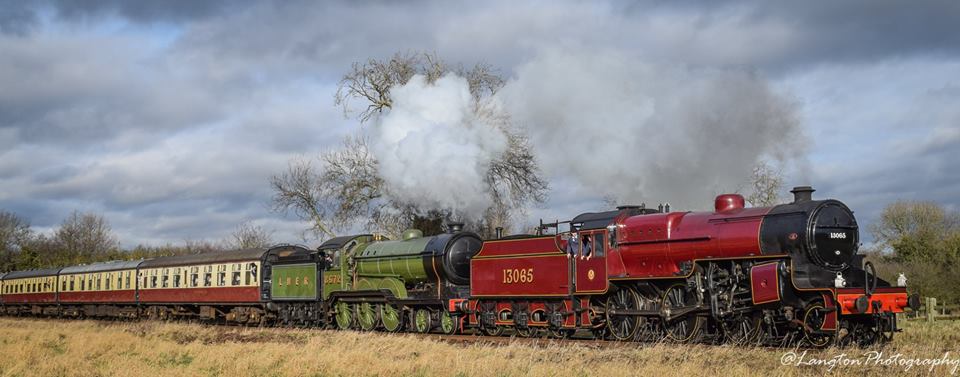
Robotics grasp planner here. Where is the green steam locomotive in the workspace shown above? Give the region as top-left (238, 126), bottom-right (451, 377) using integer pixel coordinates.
top-left (268, 224), bottom-right (482, 333)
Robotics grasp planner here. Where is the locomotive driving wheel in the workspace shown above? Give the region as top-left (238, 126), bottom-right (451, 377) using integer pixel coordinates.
top-left (381, 304), bottom-right (403, 332)
top-left (440, 310), bottom-right (458, 335)
top-left (413, 308), bottom-right (432, 333)
top-left (662, 283), bottom-right (705, 343)
top-left (721, 311), bottom-right (763, 345)
top-left (334, 301), bottom-right (353, 330)
top-left (356, 302), bottom-right (380, 331)
top-left (802, 300), bottom-right (834, 348)
top-left (605, 287), bottom-right (641, 341)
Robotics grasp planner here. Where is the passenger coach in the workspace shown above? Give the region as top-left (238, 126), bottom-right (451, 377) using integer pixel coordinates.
top-left (2, 268), bottom-right (61, 316)
top-left (58, 260), bottom-right (142, 318)
top-left (137, 245), bottom-right (315, 324)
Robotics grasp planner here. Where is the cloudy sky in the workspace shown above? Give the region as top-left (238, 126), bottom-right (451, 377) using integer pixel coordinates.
top-left (0, 0), bottom-right (958, 247)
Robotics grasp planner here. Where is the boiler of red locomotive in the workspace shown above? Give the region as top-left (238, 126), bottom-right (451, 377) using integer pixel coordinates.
top-left (610, 186), bottom-right (860, 287)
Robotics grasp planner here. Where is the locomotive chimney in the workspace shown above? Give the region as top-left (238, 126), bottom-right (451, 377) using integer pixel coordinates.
top-left (658, 203), bottom-right (664, 213)
top-left (664, 203), bottom-right (671, 212)
top-left (495, 227), bottom-right (503, 239)
top-left (791, 186), bottom-right (815, 203)
top-left (447, 222), bottom-right (464, 233)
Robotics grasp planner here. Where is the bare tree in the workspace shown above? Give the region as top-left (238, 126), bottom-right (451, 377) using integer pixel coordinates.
top-left (270, 158), bottom-right (337, 240)
top-left (745, 160), bottom-right (785, 207)
top-left (228, 221), bottom-right (274, 249)
top-left (319, 136), bottom-right (385, 227)
top-left (54, 210), bottom-right (118, 265)
top-left (335, 51), bottom-right (504, 122)
top-left (0, 210), bottom-right (32, 271)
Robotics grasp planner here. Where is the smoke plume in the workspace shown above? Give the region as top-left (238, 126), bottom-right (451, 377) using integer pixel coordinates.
top-left (500, 49), bottom-right (804, 209)
top-left (371, 73), bottom-right (508, 217)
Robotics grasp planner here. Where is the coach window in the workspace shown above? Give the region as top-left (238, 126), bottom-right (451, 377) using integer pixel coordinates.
top-left (190, 268), bottom-right (198, 287)
top-left (173, 271), bottom-right (181, 288)
top-left (232, 268), bottom-right (241, 286)
top-left (105, 274), bottom-right (111, 290)
top-left (217, 267), bottom-right (226, 287)
top-left (250, 263), bottom-right (258, 283)
top-left (204, 270), bottom-right (212, 287)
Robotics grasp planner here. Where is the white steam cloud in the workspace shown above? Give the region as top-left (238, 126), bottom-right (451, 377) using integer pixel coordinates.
top-left (369, 49), bottom-right (804, 219)
top-left (501, 49), bottom-right (803, 209)
top-left (371, 74), bottom-right (508, 217)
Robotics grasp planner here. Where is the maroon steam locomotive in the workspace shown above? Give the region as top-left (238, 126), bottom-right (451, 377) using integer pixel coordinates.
top-left (467, 186), bottom-right (918, 346)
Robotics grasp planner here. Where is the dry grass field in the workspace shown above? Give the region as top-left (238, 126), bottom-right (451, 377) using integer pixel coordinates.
top-left (0, 317), bottom-right (957, 377)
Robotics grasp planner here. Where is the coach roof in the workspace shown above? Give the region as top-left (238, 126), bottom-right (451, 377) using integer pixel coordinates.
top-left (60, 260), bottom-right (145, 275)
top-left (139, 248), bottom-right (269, 268)
top-left (3, 267), bottom-right (63, 279)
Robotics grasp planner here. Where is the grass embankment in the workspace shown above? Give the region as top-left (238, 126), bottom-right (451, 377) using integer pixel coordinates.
top-left (0, 318), bottom-right (957, 376)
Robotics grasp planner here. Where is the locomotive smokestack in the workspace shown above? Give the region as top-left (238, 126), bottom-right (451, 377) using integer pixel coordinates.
top-left (791, 186), bottom-right (815, 203)
top-left (495, 227), bottom-right (503, 239)
top-left (447, 222), bottom-right (464, 233)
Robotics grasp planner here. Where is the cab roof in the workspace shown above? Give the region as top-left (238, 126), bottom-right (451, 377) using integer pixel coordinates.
top-left (318, 234), bottom-right (372, 251)
top-left (572, 207), bottom-right (660, 230)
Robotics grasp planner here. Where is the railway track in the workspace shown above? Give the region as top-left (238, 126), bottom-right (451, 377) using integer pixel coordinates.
top-left (410, 332), bottom-right (647, 349)
top-left (15, 316), bottom-right (652, 349)
top-left (9, 316), bottom-right (832, 351)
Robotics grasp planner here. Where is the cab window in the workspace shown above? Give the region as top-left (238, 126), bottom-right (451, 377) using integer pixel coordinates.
top-left (594, 233), bottom-right (605, 257)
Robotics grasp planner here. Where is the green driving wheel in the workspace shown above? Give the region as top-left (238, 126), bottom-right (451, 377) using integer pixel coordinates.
top-left (335, 301), bottom-right (353, 330)
top-left (414, 308), bottom-right (432, 333)
top-left (440, 310), bottom-right (458, 335)
top-left (381, 304), bottom-right (403, 332)
top-left (357, 302), bottom-right (380, 331)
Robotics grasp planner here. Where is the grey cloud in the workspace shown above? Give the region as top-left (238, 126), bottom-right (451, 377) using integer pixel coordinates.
top-left (0, 34), bottom-right (224, 149)
top-left (0, 1), bottom-right (37, 36)
top-left (1, 0), bottom-right (958, 246)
